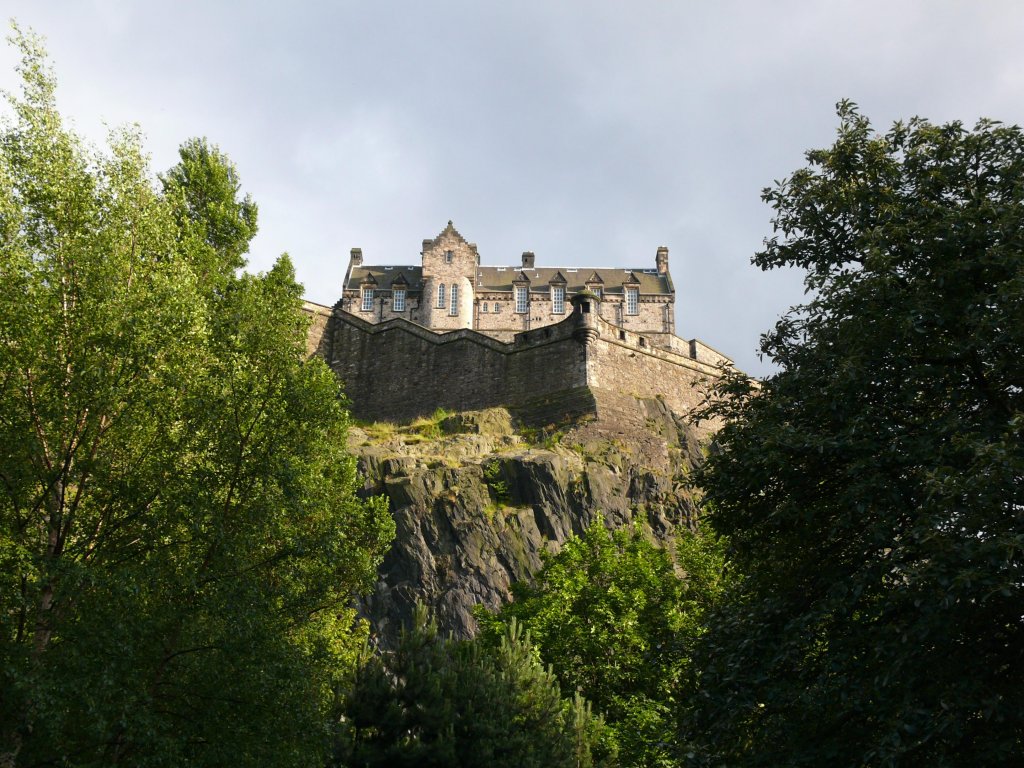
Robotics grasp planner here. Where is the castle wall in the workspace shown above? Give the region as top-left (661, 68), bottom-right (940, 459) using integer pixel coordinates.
top-left (312, 296), bottom-right (730, 439)
top-left (325, 311), bottom-right (587, 423)
top-left (302, 300), bottom-right (333, 358)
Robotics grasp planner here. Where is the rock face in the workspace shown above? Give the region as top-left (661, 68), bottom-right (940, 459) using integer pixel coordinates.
top-left (351, 396), bottom-right (706, 647)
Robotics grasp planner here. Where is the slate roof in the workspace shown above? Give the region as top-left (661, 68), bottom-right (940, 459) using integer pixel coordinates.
top-left (346, 265), bottom-right (672, 295)
top-left (347, 266), bottom-right (424, 291)
top-left (475, 267), bottom-right (671, 294)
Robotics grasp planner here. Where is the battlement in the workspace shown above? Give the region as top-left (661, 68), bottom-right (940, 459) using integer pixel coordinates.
top-left (304, 292), bottom-right (731, 437)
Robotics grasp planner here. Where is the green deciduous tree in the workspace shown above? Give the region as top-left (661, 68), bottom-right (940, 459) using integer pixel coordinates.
top-left (687, 102), bottom-right (1024, 766)
top-left (0, 27), bottom-right (393, 766)
top-left (479, 525), bottom-right (728, 768)
top-left (336, 605), bottom-right (615, 768)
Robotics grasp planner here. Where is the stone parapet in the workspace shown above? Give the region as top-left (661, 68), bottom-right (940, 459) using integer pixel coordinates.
top-left (311, 295), bottom-right (731, 436)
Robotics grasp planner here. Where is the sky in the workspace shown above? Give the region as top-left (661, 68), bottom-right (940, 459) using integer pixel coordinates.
top-left (2, 1), bottom-right (1023, 376)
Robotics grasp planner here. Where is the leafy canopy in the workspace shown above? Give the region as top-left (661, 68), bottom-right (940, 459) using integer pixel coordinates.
top-left (336, 605), bottom-right (615, 768)
top-left (0, 25), bottom-right (393, 767)
top-left (479, 524), bottom-right (729, 768)
top-left (688, 102), bottom-right (1024, 767)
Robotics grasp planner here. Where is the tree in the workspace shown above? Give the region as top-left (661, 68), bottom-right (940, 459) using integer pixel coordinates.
top-left (0, 27), bottom-right (393, 766)
top-left (687, 102), bottom-right (1024, 766)
top-left (160, 136), bottom-right (258, 293)
top-left (479, 525), bottom-right (729, 768)
top-left (336, 605), bottom-right (615, 768)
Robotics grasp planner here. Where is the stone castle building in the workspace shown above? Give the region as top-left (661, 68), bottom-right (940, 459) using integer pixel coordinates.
top-left (340, 220), bottom-right (677, 344)
top-left (305, 222), bottom-right (734, 435)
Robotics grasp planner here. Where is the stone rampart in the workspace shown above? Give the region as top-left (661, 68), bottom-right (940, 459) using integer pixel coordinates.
top-left (307, 296), bottom-right (729, 436)
top-left (322, 309), bottom-right (588, 423)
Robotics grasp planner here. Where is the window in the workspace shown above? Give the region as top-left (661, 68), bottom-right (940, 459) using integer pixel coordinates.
top-left (551, 285), bottom-right (565, 314)
top-left (450, 285), bottom-right (459, 315)
top-left (481, 302), bottom-right (488, 313)
top-left (494, 302), bottom-right (501, 313)
top-left (393, 288), bottom-right (405, 312)
top-left (361, 287), bottom-right (373, 311)
top-left (437, 283), bottom-right (446, 308)
top-left (625, 287), bottom-right (639, 315)
top-left (445, 250), bottom-right (453, 263)
top-left (515, 286), bottom-right (528, 314)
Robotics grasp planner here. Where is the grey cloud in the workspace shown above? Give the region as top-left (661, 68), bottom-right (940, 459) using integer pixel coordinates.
top-left (3, 0), bottom-right (1023, 375)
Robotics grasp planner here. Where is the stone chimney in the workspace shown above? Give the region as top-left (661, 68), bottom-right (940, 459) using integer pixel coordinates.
top-left (350, 247), bottom-right (363, 267)
top-left (656, 246), bottom-right (669, 275)
top-left (521, 251), bottom-right (535, 269)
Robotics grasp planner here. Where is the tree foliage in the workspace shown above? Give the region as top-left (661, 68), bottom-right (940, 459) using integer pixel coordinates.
top-left (688, 102), bottom-right (1024, 766)
top-left (336, 605), bottom-right (615, 768)
top-left (0, 27), bottom-right (394, 766)
top-left (479, 525), bottom-right (729, 768)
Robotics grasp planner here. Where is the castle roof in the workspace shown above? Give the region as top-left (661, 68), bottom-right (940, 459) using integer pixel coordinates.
top-left (347, 266), bottom-right (424, 291)
top-left (475, 266), bottom-right (671, 295)
top-left (345, 265), bottom-right (671, 295)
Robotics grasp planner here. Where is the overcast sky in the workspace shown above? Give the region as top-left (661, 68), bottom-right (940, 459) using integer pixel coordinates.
top-left (3, 1), bottom-right (1023, 375)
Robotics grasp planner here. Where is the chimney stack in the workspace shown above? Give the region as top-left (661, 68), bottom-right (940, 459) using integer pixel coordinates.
top-left (350, 248), bottom-right (363, 267)
top-left (522, 251), bottom-right (536, 269)
top-left (656, 246), bottom-right (669, 275)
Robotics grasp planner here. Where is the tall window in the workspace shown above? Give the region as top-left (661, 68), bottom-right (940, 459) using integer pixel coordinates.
top-left (361, 287), bottom-right (373, 311)
top-left (625, 286), bottom-right (639, 315)
top-left (393, 288), bottom-right (405, 312)
top-left (494, 303), bottom-right (501, 313)
top-left (515, 286), bottom-right (529, 314)
top-left (445, 250), bottom-right (453, 263)
top-left (481, 302), bottom-right (488, 313)
top-left (449, 285), bottom-right (459, 315)
top-left (551, 285), bottom-right (565, 314)
top-left (437, 283), bottom-right (446, 308)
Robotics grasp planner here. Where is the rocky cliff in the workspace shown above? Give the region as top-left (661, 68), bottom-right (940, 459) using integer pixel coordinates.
top-left (350, 394), bottom-right (707, 647)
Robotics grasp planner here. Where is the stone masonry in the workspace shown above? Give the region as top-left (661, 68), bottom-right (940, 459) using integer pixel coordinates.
top-left (305, 289), bottom-right (732, 439)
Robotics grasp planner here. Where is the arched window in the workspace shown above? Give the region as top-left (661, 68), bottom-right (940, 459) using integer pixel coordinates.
top-left (437, 283), bottom-right (446, 308)
top-left (450, 285), bottom-right (459, 316)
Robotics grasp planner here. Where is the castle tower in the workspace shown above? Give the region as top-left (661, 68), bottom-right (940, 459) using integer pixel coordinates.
top-left (420, 221), bottom-right (477, 331)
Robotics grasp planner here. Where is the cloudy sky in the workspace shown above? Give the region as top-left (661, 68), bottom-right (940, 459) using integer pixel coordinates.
top-left (3, 1), bottom-right (1022, 375)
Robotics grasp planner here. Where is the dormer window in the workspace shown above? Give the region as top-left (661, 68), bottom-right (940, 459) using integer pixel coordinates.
top-left (625, 286), bottom-right (639, 315)
top-left (361, 287), bottom-right (374, 312)
top-left (450, 285), bottom-right (459, 316)
top-left (551, 285), bottom-right (565, 314)
top-left (515, 286), bottom-right (529, 314)
top-left (437, 283), bottom-right (446, 308)
top-left (393, 288), bottom-right (406, 312)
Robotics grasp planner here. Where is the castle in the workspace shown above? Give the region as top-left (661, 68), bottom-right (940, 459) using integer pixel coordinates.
top-left (305, 222), bottom-right (734, 435)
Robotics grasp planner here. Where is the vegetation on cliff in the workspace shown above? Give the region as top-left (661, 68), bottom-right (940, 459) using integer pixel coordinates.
top-left (336, 606), bottom-right (615, 767)
top-left (478, 525), bottom-right (729, 768)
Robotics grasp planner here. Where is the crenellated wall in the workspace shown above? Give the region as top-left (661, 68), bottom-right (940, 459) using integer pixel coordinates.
top-left (305, 294), bottom-right (732, 436)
